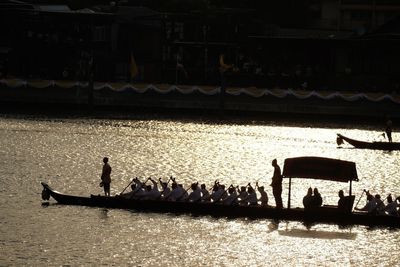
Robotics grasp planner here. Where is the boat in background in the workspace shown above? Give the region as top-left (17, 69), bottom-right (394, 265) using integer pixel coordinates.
top-left (41, 157), bottom-right (400, 228)
top-left (337, 133), bottom-right (400, 151)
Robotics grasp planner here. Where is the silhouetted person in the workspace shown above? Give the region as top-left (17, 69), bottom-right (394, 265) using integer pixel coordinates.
top-left (256, 183), bottom-right (269, 206)
top-left (385, 117), bottom-right (393, 142)
top-left (223, 186), bottom-right (238, 205)
top-left (200, 183), bottom-right (210, 201)
top-left (312, 188), bottom-right (323, 207)
top-left (187, 183), bottom-right (201, 202)
top-left (384, 194), bottom-right (398, 216)
top-left (101, 157), bottom-right (112, 196)
top-left (303, 187), bottom-right (313, 209)
top-left (270, 159), bottom-right (283, 209)
top-left (355, 191), bottom-right (377, 214)
top-left (338, 190), bottom-right (352, 212)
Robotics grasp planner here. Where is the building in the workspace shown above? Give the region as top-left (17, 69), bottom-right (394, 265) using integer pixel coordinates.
top-left (1, 0), bottom-right (399, 93)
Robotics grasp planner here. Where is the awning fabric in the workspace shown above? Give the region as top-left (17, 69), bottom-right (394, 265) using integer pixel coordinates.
top-left (282, 157), bottom-right (358, 182)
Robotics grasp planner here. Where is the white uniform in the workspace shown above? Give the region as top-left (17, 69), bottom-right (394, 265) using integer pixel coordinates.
top-left (246, 191), bottom-right (258, 205)
top-left (201, 188), bottom-right (210, 201)
top-left (223, 191), bottom-right (238, 205)
top-left (385, 201), bottom-right (398, 216)
top-left (210, 188), bottom-right (225, 202)
top-left (166, 187), bottom-right (182, 201)
top-left (188, 187), bottom-right (202, 202)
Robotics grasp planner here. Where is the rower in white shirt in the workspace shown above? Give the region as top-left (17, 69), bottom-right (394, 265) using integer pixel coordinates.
top-left (243, 185), bottom-right (258, 205)
top-left (256, 183), bottom-right (269, 206)
top-left (355, 191), bottom-right (377, 214)
top-left (176, 184), bottom-right (188, 201)
top-left (187, 183), bottom-right (201, 202)
top-left (210, 184), bottom-right (226, 203)
top-left (222, 186), bottom-right (238, 205)
top-left (159, 178), bottom-right (171, 199)
top-left (384, 194), bottom-right (398, 216)
top-left (237, 186), bottom-right (248, 205)
top-left (200, 184), bottom-right (210, 201)
top-left (164, 182), bottom-right (182, 201)
top-left (120, 177), bottom-right (145, 199)
top-left (131, 178), bottom-right (147, 199)
top-left (138, 178), bottom-right (161, 200)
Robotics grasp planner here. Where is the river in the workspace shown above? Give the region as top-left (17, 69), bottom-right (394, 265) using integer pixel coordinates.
top-left (0, 113), bottom-right (399, 266)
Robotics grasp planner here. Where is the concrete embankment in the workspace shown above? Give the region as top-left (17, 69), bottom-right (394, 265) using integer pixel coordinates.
top-left (0, 80), bottom-right (399, 120)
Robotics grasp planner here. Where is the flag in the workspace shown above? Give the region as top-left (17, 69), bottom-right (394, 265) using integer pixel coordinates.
top-left (219, 54), bottom-right (233, 73)
top-left (130, 52), bottom-right (138, 80)
top-left (176, 63), bottom-right (188, 79)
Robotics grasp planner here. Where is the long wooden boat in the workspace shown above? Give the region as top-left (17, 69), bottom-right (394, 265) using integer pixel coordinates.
top-left (41, 157), bottom-right (400, 228)
top-left (337, 133), bottom-right (400, 150)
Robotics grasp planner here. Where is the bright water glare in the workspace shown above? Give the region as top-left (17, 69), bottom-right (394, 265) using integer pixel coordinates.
top-left (0, 115), bottom-right (399, 266)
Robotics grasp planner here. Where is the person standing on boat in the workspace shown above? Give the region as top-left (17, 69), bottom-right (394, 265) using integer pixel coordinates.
top-left (385, 117), bottom-right (393, 142)
top-left (270, 159), bottom-right (283, 209)
top-left (101, 157), bottom-right (112, 196)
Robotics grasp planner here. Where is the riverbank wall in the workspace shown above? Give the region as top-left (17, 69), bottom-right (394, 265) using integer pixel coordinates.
top-left (1, 79), bottom-right (399, 120)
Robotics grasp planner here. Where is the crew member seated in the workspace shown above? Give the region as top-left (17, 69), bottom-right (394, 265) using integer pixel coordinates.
top-left (303, 187), bottom-right (313, 209)
top-left (337, 190), bottom-right (354, 212)
top-left (355, 191), bottom-right (376, 214)
top-left (311, 188), bottom-right (323, 207)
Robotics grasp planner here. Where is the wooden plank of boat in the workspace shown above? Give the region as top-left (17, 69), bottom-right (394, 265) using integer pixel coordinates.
top-left (41, 182), bottom-right (400, 228)
top-left (337, 133), bottom-right (400, 150)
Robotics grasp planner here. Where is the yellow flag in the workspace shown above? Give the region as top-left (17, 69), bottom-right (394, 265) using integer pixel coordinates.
top-left (130, 53), bottom-right (138, 79)
top-left (219, 54), bottom-right (232, 73)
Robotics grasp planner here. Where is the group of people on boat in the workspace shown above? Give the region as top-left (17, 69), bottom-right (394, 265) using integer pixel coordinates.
top-left (100, 157), bottom-right (284, 207)
top-left (355, 190), bottom-right (400, 216)
top-left (100, 157), bottom-right (400, 216)
top-left (117, 177), bottom-right (271, 206)
top-left (302, 187), bottom-right (323, 209)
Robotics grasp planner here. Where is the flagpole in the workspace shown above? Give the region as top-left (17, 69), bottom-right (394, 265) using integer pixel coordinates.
top-left (175, 54), bottom-right (178, 85)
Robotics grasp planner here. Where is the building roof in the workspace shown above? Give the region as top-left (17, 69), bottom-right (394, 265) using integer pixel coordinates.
top-left (361, 15), bottom-right (400, 39)
top-left (117, 6), bottom-right (161, 23)
top-left (249, 26), bottom-right (354, 40)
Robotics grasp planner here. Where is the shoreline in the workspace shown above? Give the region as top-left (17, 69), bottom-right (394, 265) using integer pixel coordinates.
top-left (1, 79), bottom-right (399, 125)
top-left (0, 100), bottom-right (392, 129)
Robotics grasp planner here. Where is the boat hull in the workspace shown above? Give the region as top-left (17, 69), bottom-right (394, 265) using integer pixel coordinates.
top-left (41, 182), bottom-right (400, 228)
top-left (337, 134), bottom-right (400, 150)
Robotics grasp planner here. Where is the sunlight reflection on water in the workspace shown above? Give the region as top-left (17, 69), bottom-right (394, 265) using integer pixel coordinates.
top-left (0, 115), bottom-right (399, 266)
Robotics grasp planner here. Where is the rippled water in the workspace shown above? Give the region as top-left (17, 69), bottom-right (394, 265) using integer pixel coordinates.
top-left (1, 114), bottom-right (400, 266)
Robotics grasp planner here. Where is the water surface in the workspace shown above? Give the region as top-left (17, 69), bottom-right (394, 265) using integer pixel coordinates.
top-left (0, 115), bottom-right (399, 266)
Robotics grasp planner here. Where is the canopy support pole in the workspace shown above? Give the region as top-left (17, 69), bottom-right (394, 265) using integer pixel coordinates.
top-left (349, 180), bottom-right (352, 196)
top-left (288, 177), bottom-right (292, 209)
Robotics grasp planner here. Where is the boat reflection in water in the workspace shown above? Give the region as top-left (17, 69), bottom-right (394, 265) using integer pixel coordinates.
top-left (278, 228), bottom-right (357, 240)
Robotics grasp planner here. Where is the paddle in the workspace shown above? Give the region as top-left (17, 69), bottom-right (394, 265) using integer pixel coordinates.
top-left (158, 176), bottom-right (173, 198)
top-left (353, 189), bottom-right (366, 210)
top-left (120, 177), bottom-right (136, 195)
top-left (208, 180), bottom-right (219, 192)
top-left (200, 180), bottom-right (218, 201)
top-left (177, 182), bottom-right (196, 201)
top-left (232, 183), bottom-right (251, 204)
top-left (213, 184), bottom-right (233, 203)
top-left (129, 177), bottom-right (150, 199)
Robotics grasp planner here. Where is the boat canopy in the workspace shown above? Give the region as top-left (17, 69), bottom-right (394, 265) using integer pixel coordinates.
top-left (282, 157), bottom-right (358, 182)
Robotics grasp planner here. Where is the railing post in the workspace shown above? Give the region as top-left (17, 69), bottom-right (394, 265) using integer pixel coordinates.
top-left (288, 177), bottom-right (292, 209)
